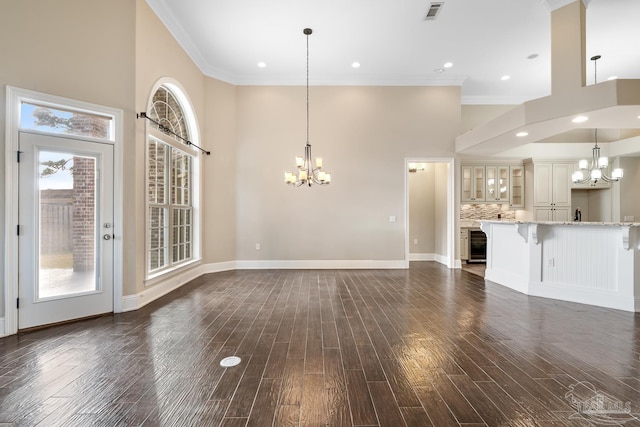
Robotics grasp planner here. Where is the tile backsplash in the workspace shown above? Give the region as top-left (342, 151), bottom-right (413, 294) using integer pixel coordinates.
top-left (461, 204), bottom-right (516, 221)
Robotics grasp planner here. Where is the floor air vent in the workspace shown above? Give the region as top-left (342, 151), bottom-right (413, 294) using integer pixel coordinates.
top-left (425, 2), bottom-right (444, 20)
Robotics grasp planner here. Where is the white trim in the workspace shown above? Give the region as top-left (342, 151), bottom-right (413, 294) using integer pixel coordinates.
top-left (201, 261), bottom-right (237, 274)
top-left (144, 78), bottom-right (202, 281)
top-left (235, 260), bottom-right (406, 270)
top-left (125, 258), bottom-right (405, 312)
top-left (123, 263), bottom-right (203, 312)
top-left (409, 253), bottom-right (436, 261)
top-left (4, 86), bottom-right (124, 334)
top-left (0, 317), bottom-right (5, 337)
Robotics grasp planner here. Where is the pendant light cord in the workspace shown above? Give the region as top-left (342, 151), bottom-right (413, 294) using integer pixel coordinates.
top-left (591, 55), bottom-right (601, 148)
top-left (306, 30), bottom-right (310, 145)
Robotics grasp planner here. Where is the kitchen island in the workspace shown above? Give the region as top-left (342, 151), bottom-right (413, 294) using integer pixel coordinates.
top-left (480, 220), bottom-right (640, 312)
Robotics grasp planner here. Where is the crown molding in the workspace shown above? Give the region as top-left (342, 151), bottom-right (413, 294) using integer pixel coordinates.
top-left (540, 0), bottom-right (591, 12)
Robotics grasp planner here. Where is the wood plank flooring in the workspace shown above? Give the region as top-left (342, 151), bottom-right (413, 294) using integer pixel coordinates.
top-left (1, 262), bottom-right (640, 426)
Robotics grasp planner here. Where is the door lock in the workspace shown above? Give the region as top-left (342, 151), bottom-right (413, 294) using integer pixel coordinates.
top-left (103, 234), bottom-right (112, 240)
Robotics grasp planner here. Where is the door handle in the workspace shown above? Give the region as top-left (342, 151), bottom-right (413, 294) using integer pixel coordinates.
top-left (103, 234), bottom-right (112, 240)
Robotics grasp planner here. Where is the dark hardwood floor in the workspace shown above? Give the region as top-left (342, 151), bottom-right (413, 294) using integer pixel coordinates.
top-left (1, 262), bottom-right (640, 426)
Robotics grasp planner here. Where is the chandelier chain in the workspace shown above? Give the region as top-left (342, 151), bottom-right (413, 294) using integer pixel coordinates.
top-left (306, 30), bottom-right (310, 144)
top-left (571, 54), bottom-right (623, 186)
top-left (283, 28), bottom-right (331, 187)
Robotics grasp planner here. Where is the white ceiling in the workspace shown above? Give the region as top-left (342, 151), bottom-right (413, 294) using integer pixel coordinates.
top-left (146, 0), bottom-right (640, 104)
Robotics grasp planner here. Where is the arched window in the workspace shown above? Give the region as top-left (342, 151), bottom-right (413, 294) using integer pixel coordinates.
top-left (146, 84), bottom-right (199, 276)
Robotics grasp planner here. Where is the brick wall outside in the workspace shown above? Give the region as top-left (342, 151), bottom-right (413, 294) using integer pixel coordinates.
top-left (70, 114), bottom-right (109, 139)
top-left (71, 156), bottom-right (96, 272)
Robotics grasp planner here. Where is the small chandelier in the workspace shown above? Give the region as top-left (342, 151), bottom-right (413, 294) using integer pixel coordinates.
top-left (284, 28), bottom-right (331, 187)
top-left (572, 55), bottom-right (623, 185)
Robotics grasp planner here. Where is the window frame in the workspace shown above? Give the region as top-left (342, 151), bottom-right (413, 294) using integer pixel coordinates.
top-left (144, 81), bottom-right (201, 282)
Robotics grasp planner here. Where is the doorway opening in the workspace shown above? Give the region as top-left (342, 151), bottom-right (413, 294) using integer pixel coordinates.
top-left (405, 158), bottom-right (455, 268)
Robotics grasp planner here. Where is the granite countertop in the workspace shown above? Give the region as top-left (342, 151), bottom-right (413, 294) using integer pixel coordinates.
top-left (479, 220), bottom-right (640, 227)
top-left (460, 220), bottom-right (481, 228)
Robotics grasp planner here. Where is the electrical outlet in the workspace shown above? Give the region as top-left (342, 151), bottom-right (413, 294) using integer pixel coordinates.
top-left (389, 216), bottom-right (397, 223)
top-left (548, 258), bottom-right (555, 267)
top-left (624, 216), bottom-right (635, 222)
top-left (413, 238), bottom-right (418, 245)
top-left (255, 243), bottom-right (261, 250)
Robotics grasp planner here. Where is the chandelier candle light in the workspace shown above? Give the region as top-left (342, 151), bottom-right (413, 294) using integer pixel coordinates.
top-left (284, 28), bottom-right (331, 187)
top-left (572, 55), bottom-right (623, 185)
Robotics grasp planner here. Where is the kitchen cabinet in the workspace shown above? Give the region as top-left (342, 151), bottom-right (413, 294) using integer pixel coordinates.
top-left (485, 166), bottom-right (510, 203)
top-left (509, 165), bottom-right (524, 208)
top-left (461, 166), bottom-right (485, 202)
top-left (533, 162), bottom-right (572, 221)
top-left (461, 163), bottom-right (523, 206)
top-left (460, 228), bottom-right (469, 261)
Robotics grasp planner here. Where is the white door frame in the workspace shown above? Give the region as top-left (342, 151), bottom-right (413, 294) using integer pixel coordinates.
top-left (4, 86), bottom-right (124, 336)
top-left (404, 157), bottom-right (455, 268)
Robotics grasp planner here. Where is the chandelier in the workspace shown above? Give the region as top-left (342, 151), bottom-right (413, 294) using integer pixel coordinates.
top-left (284, 28), bottom-right (331, 187)
top-left (571, 55), bottom-right (623, 185)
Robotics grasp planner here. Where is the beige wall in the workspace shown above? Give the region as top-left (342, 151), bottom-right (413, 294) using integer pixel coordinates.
top-left (408, 163), bottom-right (450, 258)
top-left (203, 78), bottom-right (237, 262)
top-left (0, 0), bottom-right (136, 315)
top-left (408, 168), bottom-right (436, 254)
top-left (235, 86), bottom-right (460, 261)
top-left (615, 157), bottom-right (640, 221)
top-left (434, 162), bottom-right (449, 257)
top-left (134, 0), bottom-right (209, 294)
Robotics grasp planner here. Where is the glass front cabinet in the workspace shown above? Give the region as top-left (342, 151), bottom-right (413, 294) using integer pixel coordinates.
top-left (485, 166), bottom-right (509, 203)
top-left (461, 163), bottom-right (524, 207)
top-left (461, 165), bottom-right (485, 202)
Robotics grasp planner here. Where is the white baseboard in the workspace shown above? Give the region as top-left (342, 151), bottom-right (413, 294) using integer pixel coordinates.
top-left (120, 257), bottom-right (451, 314)
top-left (410, 253), bottom-right (453, 268)
top-left (0, 317), bottom-right (5, 338)
top-left (201, 261), bottom-right (237, 274)
top-left (122, 264), bottom-right (204, 312)
top-left (409, 253), bottom-right (436, 261)
top-left (234, 259), bottom-right (407, 269)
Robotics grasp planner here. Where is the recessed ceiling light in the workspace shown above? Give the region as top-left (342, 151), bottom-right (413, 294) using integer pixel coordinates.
top-left (516, 131), bottom-right (528, 137)
top-left (527, 53), bottom-right (539, 60)
top-left (434, 68), bottom-right (445, 73)
top-left (572, 116), bottom-right (589, 123)
top-left (443, 62), bottom-right (453, 68)
top-left (501, 75), bottom-right (511, 81)
top-left (352, 62), bottom-right (361, 68)
top-left (257, 62), bottom-right (266, 68)
top-left (607, 75), bottom-right (618, 80)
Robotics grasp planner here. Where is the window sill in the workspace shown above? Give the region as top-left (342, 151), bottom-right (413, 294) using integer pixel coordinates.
top-left (145, 258), bottom-right (201, 288)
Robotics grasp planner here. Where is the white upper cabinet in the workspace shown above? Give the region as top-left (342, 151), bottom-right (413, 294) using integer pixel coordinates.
top-left (461, 165), bottom-right (485, 202)
top-left (533, 162), bottom-right (572, 221)
top-left (462, 163), bottom-right (522, 206)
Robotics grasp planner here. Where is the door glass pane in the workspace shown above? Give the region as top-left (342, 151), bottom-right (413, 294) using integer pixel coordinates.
top-left (21, 102), bottom-right (113, 140)
top-left (38, 151), bottom-right (97, 299)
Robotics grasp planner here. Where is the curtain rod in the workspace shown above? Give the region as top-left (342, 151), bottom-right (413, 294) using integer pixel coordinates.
top-left (136, 112), bottom-right (210, 155)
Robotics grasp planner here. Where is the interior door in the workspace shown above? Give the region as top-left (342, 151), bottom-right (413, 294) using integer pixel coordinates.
top-left (18, 131), bottom-right (114, 329)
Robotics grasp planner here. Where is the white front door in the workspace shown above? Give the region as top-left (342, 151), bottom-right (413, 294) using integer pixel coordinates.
top-left (18, 131), bottom-right (114, 329)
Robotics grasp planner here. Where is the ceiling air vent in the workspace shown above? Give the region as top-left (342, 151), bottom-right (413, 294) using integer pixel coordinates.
top-left (425, 2), bottom-right (444, 20)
